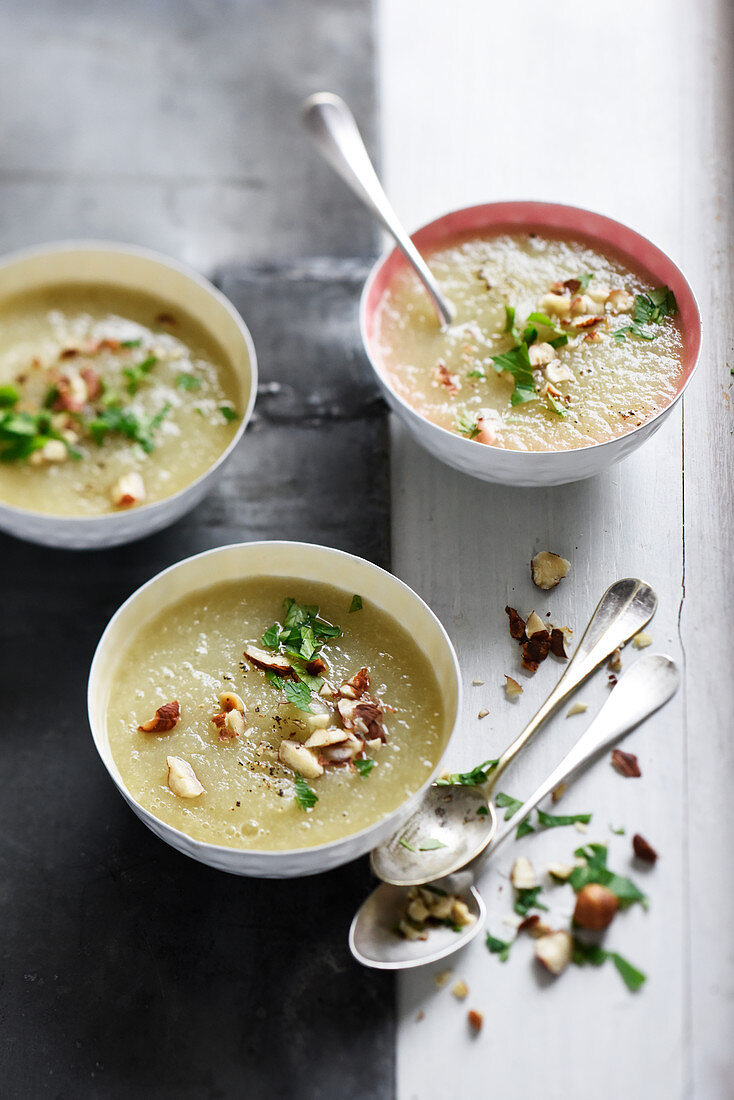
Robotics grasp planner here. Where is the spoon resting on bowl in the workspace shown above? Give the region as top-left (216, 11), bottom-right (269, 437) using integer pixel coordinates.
top-left (350, 651), bottom-right (679, 970)
top-left (301, 91), bottom-right (454, 327)
top-left (370, 576), bottom-right (657, 888)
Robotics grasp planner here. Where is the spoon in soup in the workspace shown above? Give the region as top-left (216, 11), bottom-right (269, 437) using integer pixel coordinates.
top-left (301, 91), bottom-right (455, 327)
top-left (350, 651), bottom-right (679, 970)
top-left (370, 577), bottom-right (657, 888)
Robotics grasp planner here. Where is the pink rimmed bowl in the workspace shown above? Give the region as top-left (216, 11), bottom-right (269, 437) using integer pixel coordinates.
top-left (360, 201), bottom-right (701, 486)
top-left (88, 541), bottom-right (462, 878)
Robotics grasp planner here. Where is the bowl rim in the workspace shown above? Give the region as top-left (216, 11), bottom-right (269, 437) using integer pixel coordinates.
top-left (0, 238), bottom-right (258, 524)
top-left (359, 199), bottom-right (703, 459)
top-left (87, 539), bottom-right (463, 863)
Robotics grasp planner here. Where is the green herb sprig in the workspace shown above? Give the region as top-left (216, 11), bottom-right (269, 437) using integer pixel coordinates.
top-left (293, 773), bottom-right (318, 811)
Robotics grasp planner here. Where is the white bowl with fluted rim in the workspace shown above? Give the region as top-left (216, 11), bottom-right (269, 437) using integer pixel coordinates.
top-left (88, 541), bottom-right (462, 878)
top-left (0, 241), bottom-right (257, 548)
top-left (360, 201), bottom-right (702, 486)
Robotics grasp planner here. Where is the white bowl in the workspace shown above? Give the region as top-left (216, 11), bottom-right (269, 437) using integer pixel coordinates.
top-left (360, 201), bottom-right (702, 486)
top-left (88, 541), bottom-right (462, 878)
top-left (0, 241), bottom-right (257, 547)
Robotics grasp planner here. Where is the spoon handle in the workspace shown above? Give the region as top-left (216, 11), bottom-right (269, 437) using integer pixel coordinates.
top-left (301, 92), bottom-right (453, 326)
top-left (477, 653), bottom-right (679, 870)
top-left (487, 578), bottom-right (658, 793)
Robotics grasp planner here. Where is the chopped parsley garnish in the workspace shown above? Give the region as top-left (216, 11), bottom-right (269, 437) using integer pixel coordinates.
top-left (609, 824), bottom-right (626, 835)
top-left (516, 820), bottom-right (535, 839)
top-left (281, 679), bottom-right (314, 713)
top-left (259, 598), bottom-right (341, 704)
top-left (476, 805), bottom-right (489, 816)
top-left (546, 392), bottom-right (568, 418)
top-left (122, 355), bottom-right (158, 395)
top-left (466, 368), bottom-right (486, 380)
top-left (504, 305), bottom-right (516, 335)
top-left (354, 757), bottom-right (375, 778)
top-left (491, 342), bottom-right (536, 406)
top-left (348, 594), bottom-right (363, 613)
top-left (573, 939), bottom-right (646, 992)
top-left (418, 837), bottom-right (447, 851)
top-left (495, 792), bottom-right (523, 819)
top-left (570, 843), bottom-right (648, 908)
top-left (435, 759), bottom-right (498, 787)
top-left (612, 324), bottom-right (655, 342)
top-left (455, 410), bottom-right (481, 439)
top-left (87, 400), bottom-right (171, 454)
top-left (176, 373), bottom-right (201, 391)
top-left (293, 773), bottom-right (318, 811)
top-left (399, 836), bottom-right (417, 852)
top-left (577, 273), bottom-right (594, 291)
top-left (121, 338), bottom-right (143, 348)
top-left (613, 285), bottom-right (677, 341)
top-left (220, 405), bottom-right (238, 422)
top-left (549, 334), bottom-right (569, 349)
top-left (536, 809), bottom-right (592, 828)
top-left (513, 886), bottom-right (549, 917)
top-left (0, 385), bottom-right (19, 408)
top-left (0, 409), bottom-right (74, 463)
top-left (486, 933), bottom-right (513, 962)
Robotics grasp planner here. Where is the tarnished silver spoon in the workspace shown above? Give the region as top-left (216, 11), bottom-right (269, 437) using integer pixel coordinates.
top-left (350, 652), bottom-right (679, 970)
top-left (371, 577), bottom-right (657, 888)
top-left (301, 91), bottom-right (455, 326)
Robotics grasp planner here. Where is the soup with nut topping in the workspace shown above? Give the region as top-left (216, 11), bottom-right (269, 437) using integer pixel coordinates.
top-left (106, 577), bottom-right (446, 851)
top-left (0, 285), bottom-right (242, 515)
top-left (373, 232), bottom-right (684, 451)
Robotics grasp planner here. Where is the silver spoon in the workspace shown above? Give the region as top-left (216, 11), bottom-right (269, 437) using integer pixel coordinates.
top-left (350, 652), bottom-right (679, 970)
top-left (371, 577), bottom-right (657, 887)
top-left (301, 91), bottom-right (455, 326)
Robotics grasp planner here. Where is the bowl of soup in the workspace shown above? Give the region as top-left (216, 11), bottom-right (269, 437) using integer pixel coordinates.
top-left (88, 541), bottom-right (461, 878)
top-left (361, 202), bottom-right (701, 486)
top-left (0, 241), bottom-right (256, 547)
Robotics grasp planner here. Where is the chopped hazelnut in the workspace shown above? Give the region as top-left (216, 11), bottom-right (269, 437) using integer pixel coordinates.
top-left (528, 342), bottom-right (555, 367)
top-left (505, 605), bottom-right (527, 641)
top-left (541, 292), bottom-right (572, 317)
top-left (477, 708), bottom-right (489, 719)
top-left (535, 930), bottom-right (573, 975)
top-left (29, 439), bottom-right (68, 466)
top-left (531, 551), bottom-right (571, 590)
top-left (434, 968), bottom-right (452, 988)
top-left (611, 748), bottom-right (641, 777)
top-left (549, 627), bottom-right (569, 659)
top-left (451, 898), bottom-right (475, 927)
top-left (278, 739), bottom-right (323, 780)
top-left (166, 756), bottom-right (205, 799)
top-left (573, 883), bottom-right (618, 930)
top-left (567, 701), bottom-right (588, 717)
top-left (606, 288), bottom-right (635, 314)
top-left (407, 897), bottom-right (431, 923)
top-left (110, 471), bottom-right (146, 509)
top-left (547, 862), bottom-right (573, 882)
top-left (452, 980), bottom-right (469, 1000)
top-left (608, 648), bottom-right (623, 673)
top-left (504, 675), bottom-right (523, 699)
top-left (633, 833), bottom-right (658, 863)
top-left (510, 856), bottom-right (537, 890)
top-left (138, 700), bottom-right (180, 733)
top-left (551, 782), bottom-right (567, 803)
top-left (303, 727), bottom-right (349, 749)
top-left (525, 610), bottom-right (546, 636)
top-left (518, 914), bottom-right (552, 938)
top-left (632, 631), bottom-right (653, 649)
top-left (243, 645), bottom-right (296, 678)
top-left (467, 1010), bottom-right (483, 1034)
top-left (544, 361), bottom-right (575, 385)
top-left (219, 691), bottom-right (245, 714)
top-left (220, 708), bottom-right (245, 740)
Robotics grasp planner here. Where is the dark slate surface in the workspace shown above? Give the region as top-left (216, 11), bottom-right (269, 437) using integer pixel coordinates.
top-left (0, 1), bottom-right (395, 1096)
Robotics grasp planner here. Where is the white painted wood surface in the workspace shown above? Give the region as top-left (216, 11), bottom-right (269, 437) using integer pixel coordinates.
top-left (378, 2), bottom-right (733, 1097)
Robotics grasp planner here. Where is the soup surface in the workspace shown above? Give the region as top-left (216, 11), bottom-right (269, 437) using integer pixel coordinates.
top-left (373, 232), bottom-right (684, 451)
top-left (106, 578), bottom-right (447, 851)
top-left (0, 285), bottom-right (242, 515)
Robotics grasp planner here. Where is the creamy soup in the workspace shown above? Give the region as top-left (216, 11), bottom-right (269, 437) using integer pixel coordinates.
top-left (0, 285), bottom-right (242, 515)
top-left (106, 578), bottom-right (446, 851)
top-left (373, 233), bottom-right (684, 451)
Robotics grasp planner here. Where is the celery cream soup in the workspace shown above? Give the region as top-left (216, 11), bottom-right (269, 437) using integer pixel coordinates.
top-left (374, 233), bottom-right (684, 451)
top-left (107, 578), bottom-right (446, 851)
top-left (0, 285), bottom-right (241, 514)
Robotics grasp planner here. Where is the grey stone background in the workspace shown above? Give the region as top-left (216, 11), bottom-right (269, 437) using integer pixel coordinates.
top-left (0, 2), bottom-right (394, 1097)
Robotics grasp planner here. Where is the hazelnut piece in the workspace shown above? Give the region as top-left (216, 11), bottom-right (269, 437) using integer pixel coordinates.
top-left (573, 883), bottom-right (618, 930)
top-left (633, 834), bottom-right (658, 863)
top-left (166, 756), bottom-right (205, 799)
top-left (510, 856), bottom-right (537, 890)
top-left (535, 930), bottom-right (573, 975)
top-left (531, 551), bottom-right (571, 590)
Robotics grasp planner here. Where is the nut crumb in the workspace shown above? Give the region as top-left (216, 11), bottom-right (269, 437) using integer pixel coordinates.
top-left (472, 678), bottom-right (485, 686)
top-left (504, 675), bottom-right (523, 699)
top-left (477, 708), bottom-right (489, 719)
top-left (632, 631), bottom-right (653, 649)
top-left (633, 833), bottom-right (658, 863)
top-left (551, 782), bottom-right (566, 803)
top-left (434, 968), bottom-right (452, 988)
top-left (467, 1009), bottom-right (483, 1034)
top-left (531, 551), bottom-right (571, 590)
top-left (567, 701), bottom-right (588, 717)
top-left (608, 648), bottom-right (623, 673)
top-left (611, 748), bottom-right (641, 777)
top-left (452, 980), bottom-right (469, 1000)
top-left (574, 821), bottom-right (589, 834)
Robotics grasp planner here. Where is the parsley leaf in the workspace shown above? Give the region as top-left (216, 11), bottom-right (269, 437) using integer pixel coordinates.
top-left (466, 368), bottom-right (486, 380)
top-left (0, 385), bottom-right (19, 408)
top-left (399, 836), bottom-right (416, 852)
top-left (495, 792), bottom-right (523, 819)
top-left (86, 400), bottom-right (170, 454)
top-left (504, 305), bottom-right (516, 334)
top-left (536, 809), bottom-right (592, 829)
top-left (121, 338), bottom-right (143, 348)
top-left (612, 323), bottom-right (655, 342)
top-left (123, 355), bottom-right (158, 395)
top-left (176, 373), bottom-right (201, 391)
top-left (573, 939), bottom-right (646, 991)
top-left (294, 773), bottom-right (318, 811)
top-left (514, 886), bottom-right (548, 917)
top-left (455, 410), bottom-right (481, 439)
top-left (546, 392), bottom-right (568, 418)
top-left (609, 824), bottom-right (626, 835)
top-left (491, 343), bottom-right (536, 406)
top-left (570, 844), bottom-right (648, 908)
top-left (261, 623), bottom-right (281, 648)
top-left (349, 594), bottom-right (363, 613)
top-left (281, 679), bottom-right (314, 714)
top-left (220, 405), bottom-right (238, 422)
top-left (577, 273), bottom-right (594, 291)
top-left (516, 819), bottom-right (536, 838)
top-left (435, 759), bottom-right (498, 786)
top-left (633, 286), bottom-right (677, 325)
top-left (486, 933), bottom-right (513, 962)
top-left (418, 838), bottom-right (447, 851)
top-left (549, 334), bottom-right (569, 349)
top-left (354, 757), bottom-right (375, 778)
